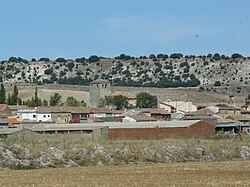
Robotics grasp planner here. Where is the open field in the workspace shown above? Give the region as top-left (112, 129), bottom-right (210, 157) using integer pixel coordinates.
top-left (4, 83), bottom-right (247, 105)
top-left (0, 161), bottom-right (249, 187)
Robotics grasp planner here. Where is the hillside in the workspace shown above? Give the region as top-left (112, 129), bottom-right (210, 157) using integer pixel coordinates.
top-left (0, 54), bottom-right (249, 92)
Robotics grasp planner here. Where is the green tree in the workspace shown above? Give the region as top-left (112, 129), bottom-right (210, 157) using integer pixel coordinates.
top-left (26, 87), bottom-right (42, 107)
top-left (214, 81), bottom-right (221, 86)
top-left (112, 95), bottom-right (129, 110)
top-left (43, 100), bottom-right (48, 106)
top-left (136, 92), bottom-right (157, 108)
top-left (88, 55), bottom-right (100, 62)
top-left (98, 96), bottom-right (113, 108)
top-left (66, 96), bottom-right (79, 107)
top-left (213, 53), bottom-right (221, 61)
top-left (98, 95), bottom-right (128, 110)
top-left (8, 85), bottom-right (19, 105)
top-left (49, 93), bottom-right (62, 106)
top-left (0, 84), bottom-right (6, 103)
top-left (55, 57), bottom-right (67, 62)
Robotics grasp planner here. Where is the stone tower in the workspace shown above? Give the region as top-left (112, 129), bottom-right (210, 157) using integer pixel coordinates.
top-left (89, 78), bottom-right (111, 108)
top-left (228, 95), bottom-right (236, 106)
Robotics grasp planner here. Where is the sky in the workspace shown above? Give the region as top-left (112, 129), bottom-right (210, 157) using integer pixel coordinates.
top-left (0, 0), bottom-right (250, 60)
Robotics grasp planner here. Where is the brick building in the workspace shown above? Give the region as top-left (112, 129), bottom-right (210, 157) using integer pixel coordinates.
top-left (86, 120), bottom-right (215, 139)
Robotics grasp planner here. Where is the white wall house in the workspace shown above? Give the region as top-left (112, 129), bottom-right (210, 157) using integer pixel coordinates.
top-left (17, 108), bottom-right (52, 122)
top-left (160, 101), bottom-right (197, 113)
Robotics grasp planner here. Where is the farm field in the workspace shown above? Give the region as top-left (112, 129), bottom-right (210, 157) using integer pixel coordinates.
top-left (0, 161), bottom-right (249, 187)
top-left (5, 83), bottom-right (247, 106)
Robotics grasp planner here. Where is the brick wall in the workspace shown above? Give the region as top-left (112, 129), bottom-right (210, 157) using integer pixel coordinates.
top-left (109, 121), bottom-right (215, 139)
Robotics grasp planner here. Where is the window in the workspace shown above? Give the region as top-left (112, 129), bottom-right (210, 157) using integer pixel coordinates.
top-left (48, 115), bottom-right (50, 117)
top-left (33, 115), bottom-right (36, 118)
top-left (44, 115), bottom-right (46, 118)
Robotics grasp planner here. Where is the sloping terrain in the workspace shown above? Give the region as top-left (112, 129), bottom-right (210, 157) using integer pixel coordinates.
top-left (1, 54), bottom-right (250, 91)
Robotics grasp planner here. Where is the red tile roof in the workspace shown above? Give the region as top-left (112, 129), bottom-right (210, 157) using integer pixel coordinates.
top-left (143, 108), bottom-right (170, 115)
top-left (3, 118), bottom-right (21, 125)
top-left (0, 104), bottom-right (7, 109)
top-left (88, 108), bottom-right (112, 113)
top-left (217, 105), bottom-right (238, 109)
top-left (160, 102), bottom-right (176, 109)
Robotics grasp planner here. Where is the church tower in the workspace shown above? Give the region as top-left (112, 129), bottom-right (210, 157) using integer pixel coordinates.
top-left (89, 78), bottom-right (111, 108)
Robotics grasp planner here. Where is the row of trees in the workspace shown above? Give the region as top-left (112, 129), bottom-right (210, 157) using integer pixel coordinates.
top-left (0, 84), bottom-right (22, 105)
top-left (98, 92), bottom-right (157, 110)
top-left (0, 84), bottom-right (86, 107)
top-left (4, 53), bottom-right (246, 64)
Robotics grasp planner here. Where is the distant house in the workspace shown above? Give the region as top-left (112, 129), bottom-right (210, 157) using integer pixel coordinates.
top-left (216, 105), bottom-right (241, 115)
top-left (122, 113), bottom-right (158, 122)
top-left (143, 108), bottom-right (171, 121)
top-left (88, 108), bottom-right (113, 118)
top-left (184, 108), bottom-right (218, 125)
top-left (17, 108), bottom-right (52, 122)
top-left (37, 106), bottom-right (88, 124)
top-left (17, 109), bottom-right (38, 122)
top-left (159, 102), bottom-right (176, 113)
top-left (226, 115), bottom-right (250, 124)
top-left (160, 101), bottom-right (197, 113)
top-left (0, 104), bottom-right (12, 115)
top-left (3, 117), bottom-right (21, 125)
top-left (0, 119), bottom-right (8, 127)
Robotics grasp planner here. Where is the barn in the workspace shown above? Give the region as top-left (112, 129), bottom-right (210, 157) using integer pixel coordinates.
top-left (86, 120), bottom-right (215, 139)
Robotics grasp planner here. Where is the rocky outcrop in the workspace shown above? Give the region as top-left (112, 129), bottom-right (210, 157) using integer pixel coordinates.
top-left (0, 143), bottom-right (250, 170)
top-left (35, 147), bottom-right (78, 168)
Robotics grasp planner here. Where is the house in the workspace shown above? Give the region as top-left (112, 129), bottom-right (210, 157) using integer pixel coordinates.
top-left (159, 102), bottom-right (176, 113)
top-left (70, 107), bottom-right (89, 122)
top-left (225, 115), bottom-right (250, 124)
top-left (0, 104), bottom-right (12, 115)
top-left (37, 108), bottom-right (52, 122)
top-left (3, 118), bottom-right (21, 125)
top-left (143, 108), bottom-right (171, 120)
top-left (216, 123), bottom-right (250, 134)
top-left (88, 108), bottom-right (114, 118)
top-left (160, 101), bottom-right (197, 113)
top-left (216, 105), bottom-right (241, 115)
top-left (17, 109), bottom-right (38, 122)
top-left (240, 108), bottom-right (250, 115)
top-left (122, 113), bottom-right (158, 122)
top-left (0, 118), bottom-right (9, 127)
top-left (37, 106), bottom-right (88, 124)
top-left (8, 105), bottom-right (28, 114)
top-left (183, 108), bottom-right (218, 125)
top-left (17, 108), bottom-right (52, 122)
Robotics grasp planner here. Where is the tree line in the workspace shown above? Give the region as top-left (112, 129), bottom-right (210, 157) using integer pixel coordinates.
top-left (0, 84), bottom-right (157, 109)
top-left (0, 84), bottom-right (86, 107)
top-left (98, 92), bottom-right (157, 110)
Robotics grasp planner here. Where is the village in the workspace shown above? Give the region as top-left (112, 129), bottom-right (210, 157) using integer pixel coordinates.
top-left (0, 78), bottom-right (250, 140)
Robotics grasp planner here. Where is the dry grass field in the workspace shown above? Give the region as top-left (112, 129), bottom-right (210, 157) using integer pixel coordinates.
top-left (0, 161), bottom-right (249, 187)
top-left (6, 83), bottom-right (247, 106)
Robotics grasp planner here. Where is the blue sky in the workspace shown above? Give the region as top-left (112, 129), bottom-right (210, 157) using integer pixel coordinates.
top-left (0, 0), bottom-right (249, 60)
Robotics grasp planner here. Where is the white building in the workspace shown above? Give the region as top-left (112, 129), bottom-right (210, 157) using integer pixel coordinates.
top-left (17, 108), bottom-right (52, 122)
top-left (160, 101), bottom-right (197, 113)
